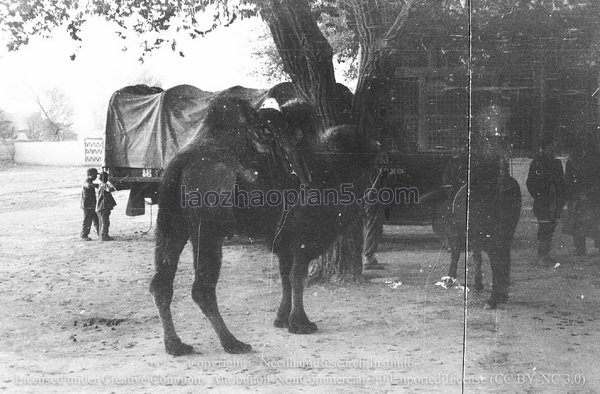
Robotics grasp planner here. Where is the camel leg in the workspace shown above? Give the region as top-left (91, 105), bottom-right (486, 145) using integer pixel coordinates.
top-left (190, 227), bottom-right (252, 354)
top-left (149, 217), bottom-right (192, 356)
top-left (447, 247), bottom-right (461, 280)
top-left (274, 248), bottom-right (292, 328)
top-left (473, 248), bottom-right (484, 291)
top-left (288, 253), bottom-right (317, 334)
top-left (505, 242), bottom-right (512, 288)
top-left (486, 248), bottom-right (510, 309)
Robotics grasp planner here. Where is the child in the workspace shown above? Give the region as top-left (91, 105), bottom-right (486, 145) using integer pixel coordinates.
top-left (80, 168), bottom-right (99, 241)
top-left (526, 133), bottom-right (565, 264)
top-left (96, 172), bottom-right (117, 241)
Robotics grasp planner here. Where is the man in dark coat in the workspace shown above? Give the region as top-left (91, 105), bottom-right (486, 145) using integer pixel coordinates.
top-left (563, 131), bottom-right (600, 255)
top-left (526, 133), bottom-right (566, 265)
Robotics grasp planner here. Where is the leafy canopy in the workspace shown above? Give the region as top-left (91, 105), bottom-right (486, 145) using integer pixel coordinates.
top-left (2, 0), bottom-right (598, 70)
top-left (1, 0), bottom-right (257, 56)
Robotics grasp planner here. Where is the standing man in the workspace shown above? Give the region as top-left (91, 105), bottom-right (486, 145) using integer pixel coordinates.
top-left (526, 133), bottom-right (565, 265)
top-left (363, 166), bottom-right (385, 270)
top-left (80, 168), bottom-right (99, 241)
top-left (563, 131), bottom-right (600, 255)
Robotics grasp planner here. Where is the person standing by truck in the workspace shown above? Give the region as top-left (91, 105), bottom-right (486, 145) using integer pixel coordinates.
top-left (362, 161), bottom-right (388, 270)
top-left (563, 130), bottom-right (600, 256)
top-left (526, 132), bottom-right (565, 265)
top-left (80, 168), bottom-right (99, 241)
top-left (96, 172), bottom-right (117, 241)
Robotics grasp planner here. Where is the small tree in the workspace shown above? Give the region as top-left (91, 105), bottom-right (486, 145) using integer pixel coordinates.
top-left (0, 109), bottom-right (15, 139)
top-left (25, 112), bottom-right (44, 140)
top-left (34, 88), bottom-right (76, 141)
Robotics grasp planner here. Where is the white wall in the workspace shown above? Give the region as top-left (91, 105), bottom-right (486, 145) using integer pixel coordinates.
top-left (14, 140), bottom-right (85, 166)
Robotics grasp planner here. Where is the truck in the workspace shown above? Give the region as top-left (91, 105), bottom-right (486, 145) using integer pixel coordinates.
top-left (102, 80), bottom-right (472, 233)
top-left (102, 82), bottom-right (297, 216)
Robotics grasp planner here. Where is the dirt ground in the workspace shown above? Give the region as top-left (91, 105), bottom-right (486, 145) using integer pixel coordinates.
top-left (0, 161), bottom-right (599, 393)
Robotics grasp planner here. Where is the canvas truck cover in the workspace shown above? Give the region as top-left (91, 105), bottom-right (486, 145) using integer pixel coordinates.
top-left (103, 83), bottom-right (297, 169)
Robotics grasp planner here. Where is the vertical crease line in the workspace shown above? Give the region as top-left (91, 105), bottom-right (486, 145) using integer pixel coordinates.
top-left (463, 1), bottom-right (473, 392)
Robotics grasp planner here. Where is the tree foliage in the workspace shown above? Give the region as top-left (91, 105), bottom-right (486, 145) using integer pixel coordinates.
top-left (3, 1), bottom-right (598, 58)
top-left (471, 0), bottom-right (600, 68)
top-left (251, 2), bottom-right (359, 84)
top-left (29, 88), bottom-right (76, 141)
top-left (24, 112), bottom-right (44, 140)
top-left (1, 0), bottom-right (258, 59)
top-left (0, 109), bottom-right (15, 139)
top-left (4, 1), bottom-right (597, 78)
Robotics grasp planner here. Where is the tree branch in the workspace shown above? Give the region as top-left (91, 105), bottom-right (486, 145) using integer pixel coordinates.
top-left (33, 94), bottom-right (61, 138)
top-left (260, 0), bottom-right (349, 127)
top-left (383, 0), bottom-right (418, 42)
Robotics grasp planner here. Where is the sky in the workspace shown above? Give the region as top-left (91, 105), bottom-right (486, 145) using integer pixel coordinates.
top-left (0, 15), bottom-right (282, 137)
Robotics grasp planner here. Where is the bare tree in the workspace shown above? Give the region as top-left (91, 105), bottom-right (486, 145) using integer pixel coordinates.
top-left (25, 112), bottom-right (44, 140)
top-left (0, 109), bottom-right (16, 139)
top-left (33, 88), bottom-right (76, 141)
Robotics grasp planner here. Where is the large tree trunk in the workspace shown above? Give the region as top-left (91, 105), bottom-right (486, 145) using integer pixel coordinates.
top-left (350, 0), bottom-right (417, 137)
top-left (260, 0), bottom-right (415, 283)
top-left (261, 0), bottom-right (363, 283)
top-left (354, 42), bottom-right (394, 142)
top-left (308, 215), bottom-right (364, 284)
top-left (261, 0), bottom-right (349, 128)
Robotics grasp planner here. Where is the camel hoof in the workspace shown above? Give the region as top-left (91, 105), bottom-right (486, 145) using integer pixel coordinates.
top-left (274, 317), bottom-right (289, 328)
top-left (222, 339), bottom-right (252, 354)
top-left (474, 275), bottom-right (483, 291)
top-left (483, 300), bottom-right (497, 310)
top-left (288, 320), bottom-right (318, 334)
top-left (165, 339), bottom-right (194, 356)
top-left (441, 276), bottom-right (458, 288)
top-left (485, 294), bottom-right (507, 309)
